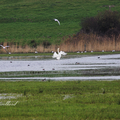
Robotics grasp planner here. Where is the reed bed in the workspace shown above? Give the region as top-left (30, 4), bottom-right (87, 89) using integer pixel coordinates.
top-left (0, 34), bottom-right (120, 53)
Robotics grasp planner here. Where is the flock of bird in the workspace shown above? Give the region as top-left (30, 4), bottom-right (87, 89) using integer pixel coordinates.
top-left (0, 18), bottom-right (65, 60)
top-left (0, 18), bottom-right (61, 55)
top-left (0, 44), bottom-right (67, 60)
top-left (0, 18), bottom-right (115, 60)
top-left (0, 44), bottom-right (66, 60)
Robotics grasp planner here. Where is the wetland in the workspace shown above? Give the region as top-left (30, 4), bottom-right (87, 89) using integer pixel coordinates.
top-left (0, 53), bottom-right (120, 119)
top-left (0, 53), bottom-right (120, 81)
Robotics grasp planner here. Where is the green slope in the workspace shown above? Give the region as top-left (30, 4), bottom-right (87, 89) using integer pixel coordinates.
top-left (0, 0), bottom-right (120, 45)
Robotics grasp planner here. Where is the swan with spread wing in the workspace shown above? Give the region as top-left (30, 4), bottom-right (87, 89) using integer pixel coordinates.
top-left (52, 48), bottom-right (67, 60)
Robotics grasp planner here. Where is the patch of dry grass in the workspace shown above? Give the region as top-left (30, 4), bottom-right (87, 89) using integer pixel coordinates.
top-left (0, 34), bottom-right (120, 53)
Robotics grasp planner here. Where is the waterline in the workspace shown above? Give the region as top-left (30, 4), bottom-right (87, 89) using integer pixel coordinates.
top-left (0, 76), bottom-right (120, 81)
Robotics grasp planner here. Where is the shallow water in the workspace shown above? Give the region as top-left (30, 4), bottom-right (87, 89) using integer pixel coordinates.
top-left (0, 54), bottom-right (120, 72)
top-left (0, 93), bottom-right (22, 100)
top-left (0, 54), bottom-right (120, 80)
top-left (1, 76), bottom-right (120, 81)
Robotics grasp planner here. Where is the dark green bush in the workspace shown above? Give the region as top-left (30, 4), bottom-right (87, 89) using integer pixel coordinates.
top-left (29, 40), bottom-right (37, 48)
top-left (42, 41), bottom-right (51, 48)
top-left (80, 10), bottom-right (120, 37)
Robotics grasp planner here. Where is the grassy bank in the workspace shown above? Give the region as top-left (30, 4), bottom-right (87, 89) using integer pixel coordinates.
top-left (0, 80), bottom-right (120, 119)
top-left (0, 50), bottom-right (120, 57)
top-left (1, 34), bottom-right (120, 53)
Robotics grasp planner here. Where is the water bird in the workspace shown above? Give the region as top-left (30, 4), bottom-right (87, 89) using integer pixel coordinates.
top-left (0, 45), bottom-right (9, 49)
top-left (27, 63), bottom-right (30, 66)
top-left (35, 56), bottom-right (37, 59)
top-left (51, 51), bottom-right (54, 53)
top-left (52, 48), bottom-right (67, 60)
top-left (112, 50), bottom-right (115, 52)
top-left (42, 78), bottom-right (46, 81)
top-left (54, 18), bottom-right (60, 25)
top-left (35, 51), bottom-right (38, 53)
top-left (75, 62), bottom-right (80, 64)
top-left (52, 68), bottom-right (55, 70)
top-left (0, 45), bottom-right (10, 54)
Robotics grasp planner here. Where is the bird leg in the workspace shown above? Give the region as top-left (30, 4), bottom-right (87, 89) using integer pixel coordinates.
top-left (4, 48), bottom-right (9, 54)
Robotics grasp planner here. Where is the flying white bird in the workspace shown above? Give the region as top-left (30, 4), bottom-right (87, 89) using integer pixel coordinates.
top-left (54, 18), bottom-right (60, 25)
top-left (52, 48), bottom-right (67, 60)
top-left (0, 45), bottom-right (10, 54)
top-left (0, 45), bottom-right (9, 49)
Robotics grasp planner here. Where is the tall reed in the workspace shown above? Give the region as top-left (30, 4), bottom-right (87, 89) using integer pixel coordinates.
top-left (0, 34), bottom-right (120, 53)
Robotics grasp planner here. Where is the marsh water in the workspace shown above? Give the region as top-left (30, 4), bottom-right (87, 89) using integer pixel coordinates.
top-left (0, 54), bottom-right (120, 81)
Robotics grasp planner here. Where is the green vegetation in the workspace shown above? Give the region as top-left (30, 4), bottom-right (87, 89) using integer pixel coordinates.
top-left (0, 0), bottom-right (120, 46)
top-left (0, 51), bottom-right (120, 57)
top-left (0, 81), bottom-right (120, 119)
top-left (0, 65), bottom-right (120, 78)
top-left (81, 10), bottom-right (120, 37)
top-left (0, 52), bottom-right (53, 57)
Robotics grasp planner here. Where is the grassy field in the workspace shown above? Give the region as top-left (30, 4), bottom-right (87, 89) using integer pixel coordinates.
top-left (0, 0), bottom-right (120, 46)
top-left (0, 80), bottom-right (120, 119)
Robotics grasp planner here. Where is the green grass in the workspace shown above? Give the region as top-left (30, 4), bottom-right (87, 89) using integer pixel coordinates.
top-left (0, 51), bottom-right (120, 57)
top-left (0, 0), bottom-right (120, 46)
top-left (0, 67), bottom-right (120, 78)
top-left (0, 80), bottom-right (120, 119)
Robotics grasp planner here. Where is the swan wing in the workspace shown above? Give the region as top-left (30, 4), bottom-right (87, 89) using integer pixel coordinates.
top-left (56, 56), bottom-right (61, 60)
top-left (60, 51), bottom-right (67, 55)
top-left (52, 52), bottom-right (62, 60)
top-left (52, 52), bottom-right (58, 58)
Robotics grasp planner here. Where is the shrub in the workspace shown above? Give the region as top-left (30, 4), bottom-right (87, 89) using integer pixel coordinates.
top-left (80, 10), bottom-right (120, 37)
top-left (29, 40), bottom-right (37, 48)
top-left (42, 41), bottom-right (51, 48)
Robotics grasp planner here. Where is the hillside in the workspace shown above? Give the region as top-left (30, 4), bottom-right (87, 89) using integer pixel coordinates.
top-left (0, 0), bottom-right (120, 46)
top-left (0, 0), bottom-right (120, 53)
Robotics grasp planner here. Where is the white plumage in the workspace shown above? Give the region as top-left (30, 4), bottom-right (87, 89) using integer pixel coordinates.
top-left (0, 45), bottom-right (10, 54)
top-left (0, 45), bottom-right (9, 49)
top-left (52, 48), bottom-right (67, 60)
top-left (54, 18), bottom-right (60, 25)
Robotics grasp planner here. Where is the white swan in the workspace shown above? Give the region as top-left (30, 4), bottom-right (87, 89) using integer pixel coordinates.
top-left (52, 48), bottom-right (67, 60)
top-left (54, 18), bottom-right (60, 25)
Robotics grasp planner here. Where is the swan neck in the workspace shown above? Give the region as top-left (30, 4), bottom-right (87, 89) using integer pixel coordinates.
top-left (57, 48), bottom-right (59, 53)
